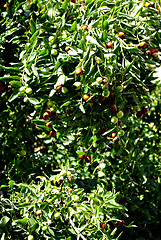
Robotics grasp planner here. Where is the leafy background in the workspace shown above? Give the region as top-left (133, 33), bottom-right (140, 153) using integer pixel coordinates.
top-left (0, 0), bottom-right (161, 239)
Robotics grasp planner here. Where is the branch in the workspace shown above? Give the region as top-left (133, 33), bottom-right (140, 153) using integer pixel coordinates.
top-left (69, 218), bottom-right (87, 240)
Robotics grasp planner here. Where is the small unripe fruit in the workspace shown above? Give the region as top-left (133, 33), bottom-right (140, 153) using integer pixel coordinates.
top-left (19, 86), bottom-right (26, 92)
top-left (28, 235), bottom-right (34, 240)
top-left (105, 42), bottom-right (113, 48)
top-left (102, 90), bottom-right (110, 98)
top-left (102, 85), bottom-right (108, 91)
top-left (18, 134), bottom-right (23, 139)
top-left (20, 150), bottom-right (27, 156)
top-left (25, 43), bottom-right (31, 50)
top-left (42, 226), bottom-right (47, 231)
top-left (50, 130), bottom-right (56, 137)
top-left (82, 94), bottom-right (89, 101)
top-left (75, 68), bottom-right (83, 76)
top-left (37, 210), bottom-right (41, 216)
top-left (25, 87), bottom-right (32, 94)
top-left (47, 100), bottom-right (54, 107)
top-left (61, 87), bottom-right (68, 93)
top-left (72, 195), bottom-right (79, 201)
top-left (82, 25), bottom-right (88, 30)
top-left (116, 110), bottom-right (124, 118)
top-left (85, 156), bottom-right (91, 163)
top-left (115, 86), bottom-right (123, 92)
top-left (118, 129), bottom-right (124, 136)
top-left (96, 77), bottom-right (102, 83)
top-left (118, 31), bottom-right (125, 39)
top-left (48, 36), bottom-right (55, 43)
top-left (51, 49), bottom-right (58, 55)
top-left (24, 97), bottom-right (29, 103)
top-left (52, 44), bottom-right (58, 49)
top-left (73, 82), bottom-right (81, 90)
top-left (18, 92), bottom-right (25, 97)
top-left (111, 116), bottom-right (118, 124)
top-left (43, 112), bottom-right (50, 120)
top-left (54, 212), bottom-right (61, 219)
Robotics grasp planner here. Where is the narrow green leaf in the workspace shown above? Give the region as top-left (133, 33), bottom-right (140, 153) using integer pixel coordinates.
top-left (31, 64), bottom-right (39, 77)
top-left (30, 19), bottom-right (36, 34)
top-left (0, 216), bottom-right (10, 227)
top-left (14, 218), bottom-right (28, 225)
top-left (28, 98), bottom-right (40, 105)
top-left (29, 222), bottom-right (39, 232)
top-left (71, 21), bottom-right (77, 31)
top-left (79, 104), bottom-right (85, 113)
top-left (9, 81), bottom-right (21, 87)
top-left (0, 76), bottom-right (21, 82)
top-left (85, 0), bottom-right (95, 6)
top-left (9, 180), bottom-right (15, 189)
top-left (102, 30), bottom-right (107, 41)
top-left (62, 0), bottom-right (68, 9)
top-left (8, 92), bottom-right (19, 102)
top-left (68, 207), bottom-right (75, 218)
top-left (76, 151), bottom-right (85, 155)
top-left (54, 60), bottom-right (61, 72)
top-left (103, 20), bottom-right (109, 30)
top-left (61, 101), bottom-right (71, 107)
top-left (0, 65), bottom-right (22, 73)
top-left (102, 128), bottom-right (116, 137)
top-left (1, 233), bottom-right (6, 240)
top-left (30, 30), bottom-right (39, 44)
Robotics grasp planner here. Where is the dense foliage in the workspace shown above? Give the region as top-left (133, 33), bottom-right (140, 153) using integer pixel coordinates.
top-left (0, 0), bottom-right (161, 239)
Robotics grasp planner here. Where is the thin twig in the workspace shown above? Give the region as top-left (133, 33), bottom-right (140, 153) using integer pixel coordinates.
top-left (69, 218), bottom-right (87, 240)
